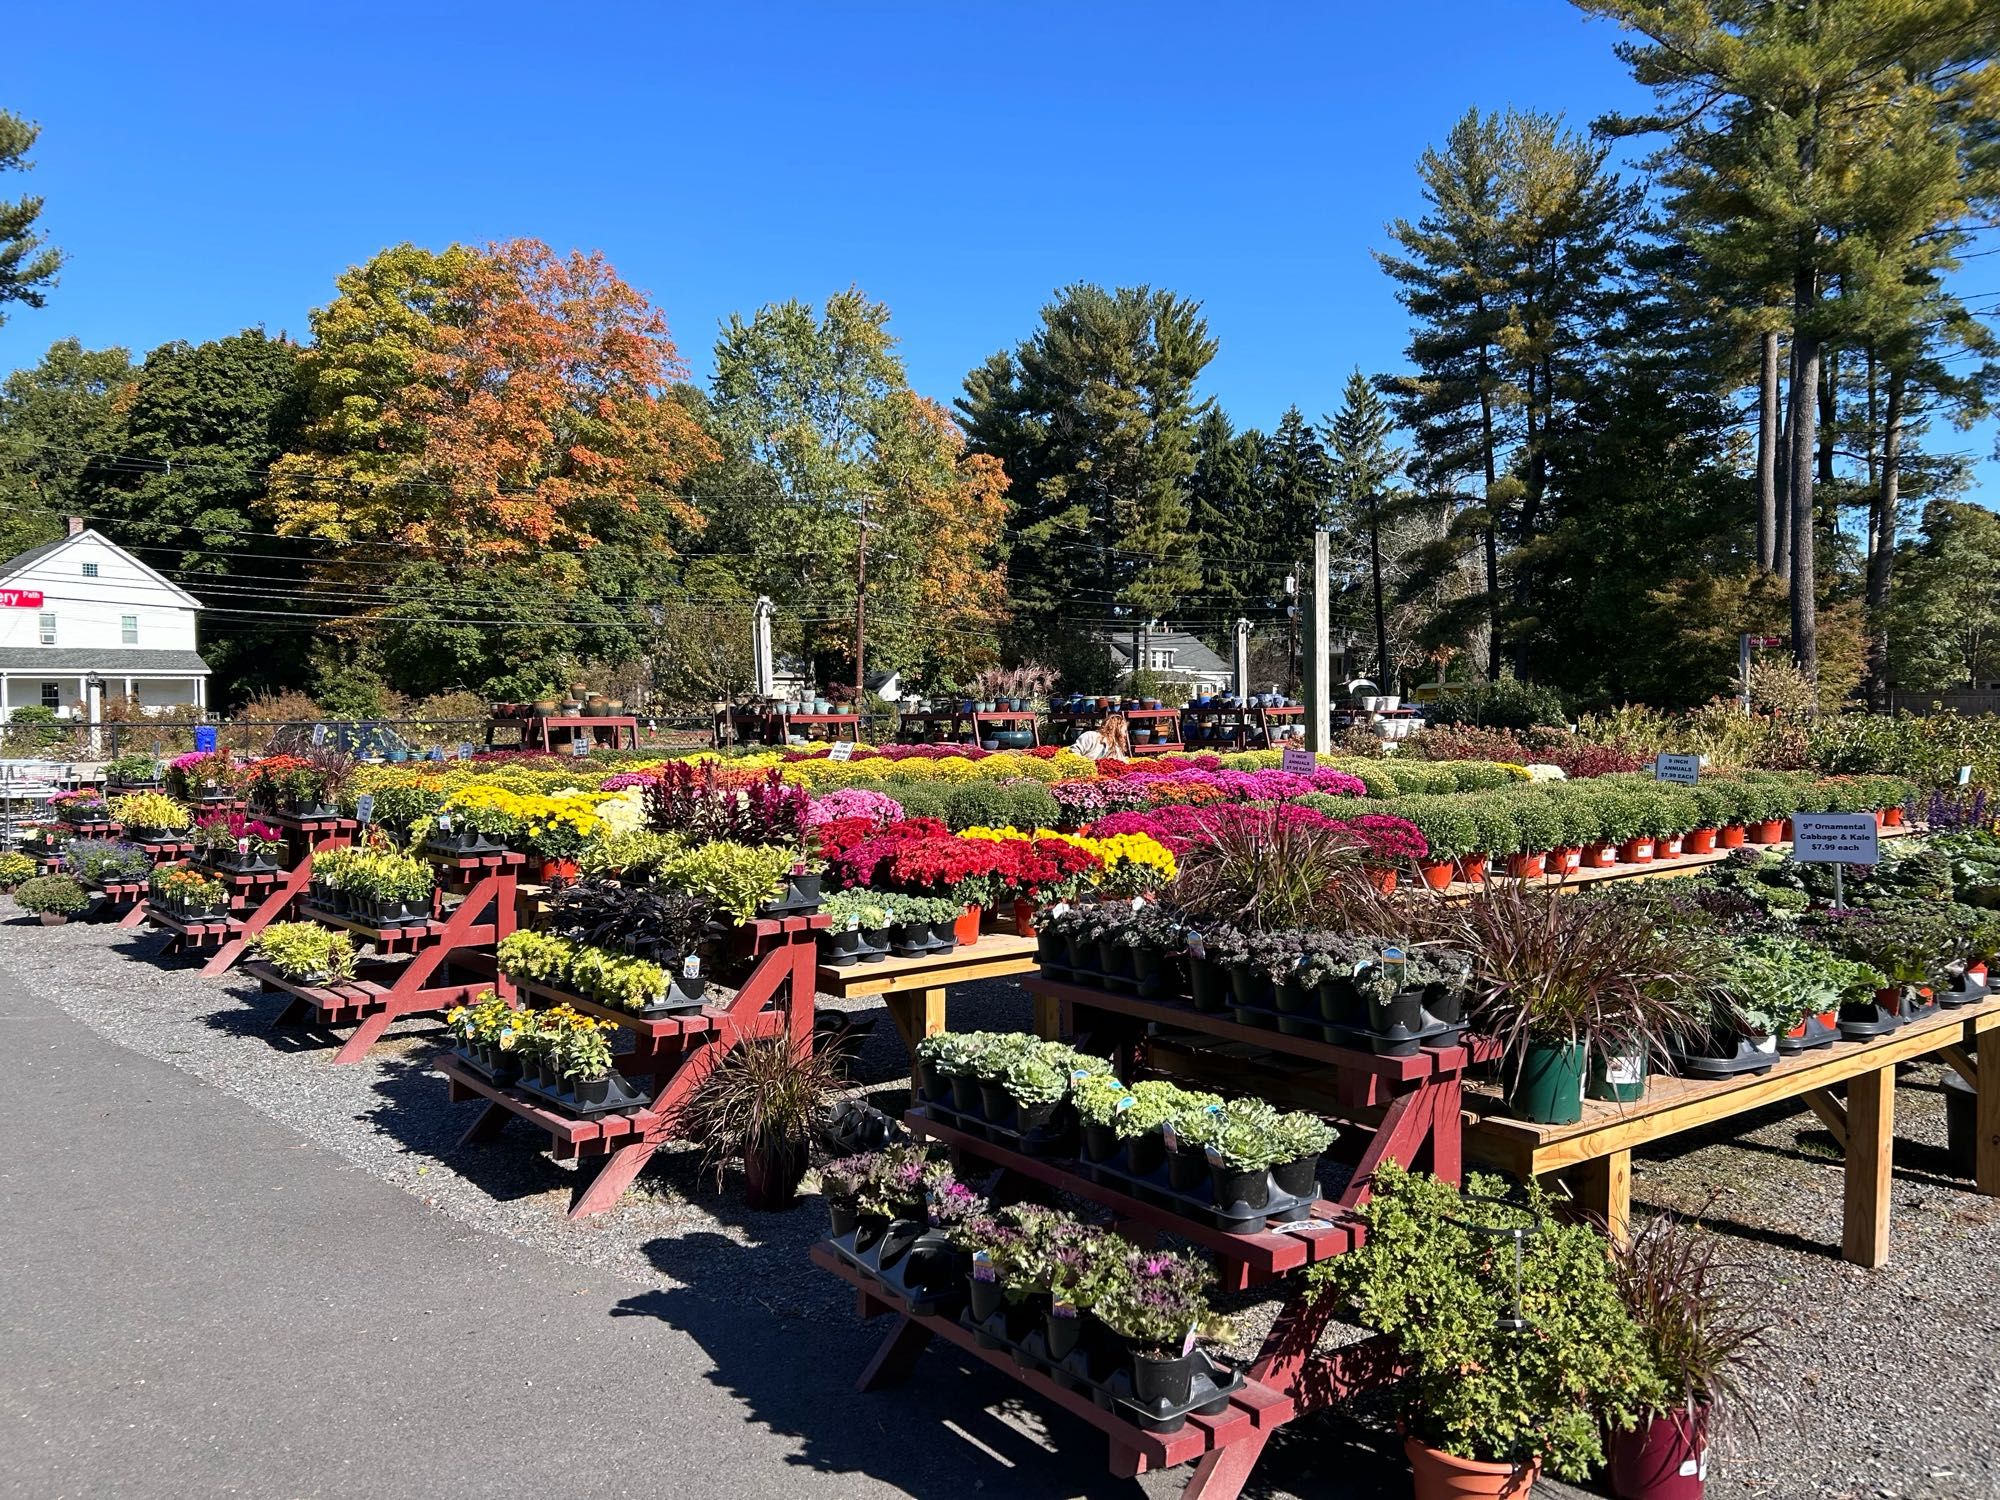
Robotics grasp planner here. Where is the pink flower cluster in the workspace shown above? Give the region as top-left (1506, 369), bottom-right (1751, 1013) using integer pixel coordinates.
top-left (806, 787), bottom-right (905, 830)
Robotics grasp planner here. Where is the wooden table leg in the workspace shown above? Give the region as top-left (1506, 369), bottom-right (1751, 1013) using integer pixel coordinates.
top-left (854, 1314), bottom-right (932, 1392)
top-left (1976, 1039), bottom-right (2000, 1198)
top-left (1032, 988), bottom-right (1063, 1040)
top-left (1574, 1148), bottom-right (1632, 1250)
top-left (1842, 1064), bottom-right (1894, 1268)
top-left (884, 988), bottom-right (946, 1057)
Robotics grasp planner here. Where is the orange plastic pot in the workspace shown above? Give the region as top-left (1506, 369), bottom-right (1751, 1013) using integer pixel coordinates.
top-left (1506, 852), bottom-right (1545, 880)
top-left (537, 857), bottom-right (580, 885)
top-left (1454, 854), bottom-right (1488, 885)
top-left (1618, 837), bottom-right (1655, 864)
top-left (1656, 833), bottom-right (1684, 858)
top-left (1549, 845), bottom-right (1582, 874)
top-left (1882, 806), bottom-right (1905, 828)
top-left (1580, 841), bottom-right (1617, 869)
top-left (1685, 827), bottom-right (1717, 855)
top-left (1717, 824), bottom-right (1746, 848)
top-left (953, 905), bottom-right (983, 947)
top-left (1366, 866), bottom-right (1398, 895)
top-left (1419, 860), bottom-right (1456, 892)
top-left (1746, 819), bottom-right (1784, 845)
top-left (1011, 899), bottom-right (1037, 938)
top-left (1406, 1436), bottom-right (1539, 1500)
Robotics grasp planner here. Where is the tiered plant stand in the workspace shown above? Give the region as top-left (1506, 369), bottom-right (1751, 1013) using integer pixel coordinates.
top-left (253, 849), bottom-right (525, 1064)
top-left (897, 708), bottom-right (971, 745)
top-left (816, 932), bottom-right (1040, 1055)
top-left (969, 709), bottom-right (1040, 748)
top-left (819, 972), bottom-right (1476, 1500)
top-left (769, 710), bottom-right (862, 745)
top-left (96, 839), bottom-right (196, 928)
top-left (191, 811), bottom-right (357, 976)
top-left (1182, 703), bottom-right (1300, 750)
top-left (437, 912), bottom-right (827, 1217)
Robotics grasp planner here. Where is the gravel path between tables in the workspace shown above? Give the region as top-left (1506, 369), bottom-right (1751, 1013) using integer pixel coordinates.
top-left (7, 906), bottom-right (1998, 1499)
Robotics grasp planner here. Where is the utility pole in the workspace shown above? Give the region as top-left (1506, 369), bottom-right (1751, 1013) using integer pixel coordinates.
top-left (1232, 618), bottom-right (1250, 698)
top-left (1305, 531), bottom-right (1331, 753)
top-left (853, 504), bottom-right (867, 704)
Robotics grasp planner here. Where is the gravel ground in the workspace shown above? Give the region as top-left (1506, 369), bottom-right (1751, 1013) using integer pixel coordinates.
top-left (7, 904), bottom-right (1998, 1499)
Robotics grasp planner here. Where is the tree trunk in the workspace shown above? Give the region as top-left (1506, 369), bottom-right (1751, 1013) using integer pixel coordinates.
top-left (1368, 501), bottom-right (1391, 692)
top-left (1864, 373), bottom-right (1903, 709)
top-left (1774, 339), bottom-right (1794, 582)
top-left (1817, 345), bottom-right (1838, 488)
top-left (1788, 283), bottom-right (1820, 690)
top-left (1757, 331), bottom-right (1780, 572)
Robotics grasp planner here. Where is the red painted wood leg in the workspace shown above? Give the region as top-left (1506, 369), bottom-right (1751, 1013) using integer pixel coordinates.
top-left (1181, 1427), bottom-right (1267, 1500)
top-left (331, 1008), bottom-right (398, 1064)
top-left (854, 1314), bottom-right (932, 1392)
top-left (118, 900), bottom-right (148, 929)
top-left (456, 1100), bottom-right (511, 1149)
top-left (569, 1139), bottom-right (658, 1218)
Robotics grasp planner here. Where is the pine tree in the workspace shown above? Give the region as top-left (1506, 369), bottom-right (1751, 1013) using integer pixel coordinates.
top-left (0, 110), bottom-right (61, 325)
top-left (1324, 371), bottom-right (1406, 688)
top-left (1185, 409), bottom-right (1268, 637)
top-left (958, 284), bottom-right (1214, 670)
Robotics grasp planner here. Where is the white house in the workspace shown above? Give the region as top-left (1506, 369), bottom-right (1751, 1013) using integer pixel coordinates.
top-left (0, 521), bottom-right (210, 722)
top-left (1104, 629), bottom-right (1233, 694)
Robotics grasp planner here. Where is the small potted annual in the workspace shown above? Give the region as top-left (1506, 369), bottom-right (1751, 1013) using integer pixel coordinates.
top-left (249, 921), bottom-right (358, 985)
top-left (110, 790), bottom-right (192, 844)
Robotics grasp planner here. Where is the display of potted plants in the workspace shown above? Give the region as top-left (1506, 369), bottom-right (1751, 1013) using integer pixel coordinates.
top-left (1608, 1209), bottom-right (1766, 1500)
top-left (103, 752), bottom-right (164, 790)
top-left (1399, 795), bottom-right (1478, 891)
top-left (15, 873), bottom-right (89, 924)
top-left (343, 849), bottom-right (436, 927)
top-left (52, 790), bottom-right (111, 827)
top-left (65, 840), bottom-right (155, 888)
top-left (191, 811), bottom-right (286, 873)
top-left (0, 852), bottom-right (36, 892)
top-left (1310, 1164), bottom-right (1656, 1500)
top-left (249, 921), bottom-right (358, 985)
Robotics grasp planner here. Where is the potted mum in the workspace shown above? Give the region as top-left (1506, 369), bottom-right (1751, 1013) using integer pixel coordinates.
top-left (15, 873), bottom-right (90, 924)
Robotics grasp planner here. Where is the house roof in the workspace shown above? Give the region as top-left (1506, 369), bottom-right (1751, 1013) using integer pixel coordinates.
top-left (1107, 630), bottom-right (1232, 677)
top-left (0, 529), bottom-right (207, 610)
top-left (0, 648), bottom-right (210, 674)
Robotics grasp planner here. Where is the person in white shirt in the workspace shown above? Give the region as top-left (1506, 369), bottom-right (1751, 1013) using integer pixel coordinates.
top-left (1071, 712), bottom-right (1130, 761)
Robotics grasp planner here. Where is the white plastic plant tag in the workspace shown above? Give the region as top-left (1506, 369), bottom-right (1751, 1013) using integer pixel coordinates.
top-left (1186, 931), bottom-right (1206, 959)
top-left (1130, 896), bottom-right (1144, 912)
top-left (1051, 901), bottom-right (1071, 918)
top-left (1161, 1121), bottom-right (1179, 1151)
top-left (1180, 1328), bottom-right (1198, 1357)
top-left (845, 914), bottom-right (860, 931)
top-left (682, 954), bottom-right (702, 980)
top-left (1603, 1054), bottom-right (1644, 1086)
top-left (354, 795), bottom-right (375, 825)
top-left (570, 738), bottom-right (588, 757)
top-left (437, 812), bottom-right (453, 831)
top-left (204, 778), bottom-right (217, 791)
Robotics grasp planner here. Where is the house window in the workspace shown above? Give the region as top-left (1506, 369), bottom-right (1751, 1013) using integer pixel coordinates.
top-left (38, 612), bottom-right (54, 645)
top-left (1151, 649), bottom-right (1173, 670)
top-left (40, 682), bottom-right (59, 710)
top-left (121, 614), bottom-right (138, 645)
top-left (81, 561), bottom-right (98, 578)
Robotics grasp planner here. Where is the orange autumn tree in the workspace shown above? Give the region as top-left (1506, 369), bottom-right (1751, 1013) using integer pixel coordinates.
top-left (267, 240), bottom-right (716, 696)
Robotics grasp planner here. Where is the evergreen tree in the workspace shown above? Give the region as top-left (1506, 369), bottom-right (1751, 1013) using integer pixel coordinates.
top-left (1324, 370), bottom-right (1406, 688)
top-left (0, 109), bottom-right (61, 325)
top-left (1184, 408), bottom-right (1266, 637)
top-left (958, 284), bottom-right (1213, 671)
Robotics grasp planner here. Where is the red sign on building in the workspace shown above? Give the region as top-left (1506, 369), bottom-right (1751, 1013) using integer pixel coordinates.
top-left (0, 589), bottom-right (46, 608)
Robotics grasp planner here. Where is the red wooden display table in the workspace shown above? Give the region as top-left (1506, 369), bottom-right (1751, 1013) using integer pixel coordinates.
top-left (1045, 705), bottom-right (1185, 755)
top-left (261, 849), bottom-right (524, 1063)
top-left (489, 714), bottom-right (640, 753)
top-left (81, 875), bottom-right (150, 926)
top-left (822, 970), bottom-right (1477, 1500)
top-left (193, 812), bottom-right (358, 977)
top-left (146, 865), bottom-right (286, 956)
top-left (439, 911), bottom-right (827, 1217)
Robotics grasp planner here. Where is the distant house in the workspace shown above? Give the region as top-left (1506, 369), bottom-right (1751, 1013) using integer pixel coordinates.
top-left (0, 520), bottom-right (210, 722)
top-left (1105, 630), bottom-right (1233, 693)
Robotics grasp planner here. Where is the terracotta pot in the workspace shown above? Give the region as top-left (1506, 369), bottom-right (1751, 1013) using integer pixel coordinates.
top-left (953, 905), bottom-right (982, 947)
top-left (1882, 806), bottom-right (1905, 828)
top-left (1685, 827), bottom-right (1717, 855)
top-left (1405, 1435), bottom-right (1538, 1500)
top-left (37, 912), bottom-right (67, 926)
top-left (1506, 852), bottom-right (1545, 880)
top-left (1011, 899), bottom-right (1037, 938)
top-left (537, 857), bottom-right (580, 886)
top-left (1780, 817), bottom-right (1794, 840)
top-left (1549, 845), bottom-right (1581, 873)
top-left (1657, 833), bottom-right (1684, 858)
top-left (1608, 1403), bottom-right (1708, 1500)
top-left (1717, 823), bottom-right (1746, 848)
top-left (1618, 837), bottom-right (1655, 864)
top-left (1454, 853), bottom-right (1488, 885)
top-left (1366, 866), bottom-right (1398, 895)
top-left (1580, 841), bottom-right (1617, 869)
top-left (1873, 808), bottom-right (1888, 829)
top-left (1419, 860), bottom-right (1456, 892)
top-left (1746, 818), bottom-right (1784, 845)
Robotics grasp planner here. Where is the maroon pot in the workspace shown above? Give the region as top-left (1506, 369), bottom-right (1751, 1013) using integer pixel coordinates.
top-left (1609, 1404), bottom-right (1708, 1500)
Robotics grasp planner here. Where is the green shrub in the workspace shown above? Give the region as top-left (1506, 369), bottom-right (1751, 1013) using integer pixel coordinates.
top-left (15, 874), bottom-right (88, 915)
top-left (1504, 791), bottom-right (1562, 855)
top-left (1445, 761), bottom-right (1525, 793)
top-left (1329, 757), bottom-right (1400, 797)
top-left (1463, 793), bottom-right (1521, 856)
top-left (880, 781), bottom-right (948, 823)
top-left (1426, 678), bottom-right (1569, 732)
top-left (1394, 795), bottom-right (1479, 862)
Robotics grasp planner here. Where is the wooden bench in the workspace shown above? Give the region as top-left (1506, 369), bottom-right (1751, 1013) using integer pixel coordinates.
top-left (1463, 995), bottom-right (2000, 1267)
top-left (815, 932), bottom-right (1040, 1055)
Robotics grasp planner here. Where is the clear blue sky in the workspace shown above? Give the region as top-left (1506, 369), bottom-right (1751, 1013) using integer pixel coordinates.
top-left (5, 0), bottom-right (1995, 503)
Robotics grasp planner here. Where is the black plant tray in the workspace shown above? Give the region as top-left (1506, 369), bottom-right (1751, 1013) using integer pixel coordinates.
top-left (450, 1043), bottom-right (522, 1087)
top-left (1322, 1016), bottom-right (1463, 1058)
top-left (1939, 975), bottom-right (1988, 1010)
top-left (1778, 1014), bottom-right (1840, 1053)
top-left (1074, 1151), bottom-right (1318, 1232)
top-left (919, 1098), bottom-right (1074, 1158)
top-left (202, 855), bottom-right (281, 876)
top-left (514, 1068), bottom-right (648, 1118)
top-left (956, 1303), bottom-right (1244, 1435)
top-left (825, 1223), bottom-right (962, 1317)
top-left (628, 975), bottom-right (708, 1016)
top-left (1837, 1010), bottom-right (1901, 1040)
top-left (1673, 1038), bottom-right (1780, 1078)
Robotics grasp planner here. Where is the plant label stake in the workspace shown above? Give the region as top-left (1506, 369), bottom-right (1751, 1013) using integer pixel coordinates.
top-left (1960, 765), bottom-right (1973, 786)
top-left (828, 740), bottom-right (855, 762)
top-left (458, 743), bottom-right (473, 761)
top-left (354, 795), bottom-right (375, 826)
top-left (1653, 753), bottom-right (1701, 785)
top-left (311, 723), bottom-right (327, 748)
top-left (570, 737), bottom-right (588, 758)
top-left (1279, 745), bottom-right (1317, 776)
top-left (1791, 812), bottom-right (1878, 910)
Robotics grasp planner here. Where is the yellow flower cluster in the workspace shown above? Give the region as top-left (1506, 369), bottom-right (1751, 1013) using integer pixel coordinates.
top-left (1065, 831), bottom-right (1177, 882)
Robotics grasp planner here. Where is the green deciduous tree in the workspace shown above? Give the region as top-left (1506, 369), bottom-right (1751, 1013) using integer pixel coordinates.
top-left (0, 338), bottom-right (133, 558)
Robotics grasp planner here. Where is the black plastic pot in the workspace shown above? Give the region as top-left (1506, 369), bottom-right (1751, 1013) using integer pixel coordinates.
top-left (1317, 975), bottom-right (1363, 1026)
top-left (967, 1272), bottom-right (1006, 1322)
top-left (858, 926), bottom-right (890, 963)
top-left (1130, 1348), bottom-right (1200, 1409)
top-left (1123, 1132), bottom-right (1167, 1177)
top-left (1015, 1099), bottom-right (1059, 1135)
top-left (1271, 1154), bottom-right (1319, 1200)
top-left (745, 1137), bottom-right (809, 1211)
top-left (1097, 940), bottom-right (1134, 980)
top-left (977, 1080), bottom-right (1012, 1121)
top-left (1422, 984), bottom-right (1464, 1028)
top-left (949, 1074), bottom-right (981, 1115)
top-left (1209, 1163), bottom-right (1272, 1214)
top-left (1080, 1121), bottom-right (1120, 1162)
top-left (821, 927), bottom-right (866, 967)
top-left (1165, 1139), bottom-right (1209, 1193)
top-left (356, 895), bottom-right (428, 927)
top-left (1132, 947), bottom-right (1169, 998)
top-left (927, 919), bottom-right (959, 952)
top-left (827, 1195), bottom-right (860, 1238)
top-left (889, 922), bottom-right (931, 958)
top-left (1045, 1309), bottom-right (1083, 1362)
top-left (426, 826), bottom-right (505, 857)
top-left (1187, 956), bottom-right (1228, 1012)
top-left (1273, 979), bottom-right (1313, 1015)
top-left (1367, 987), bottom-right (1426, 1039)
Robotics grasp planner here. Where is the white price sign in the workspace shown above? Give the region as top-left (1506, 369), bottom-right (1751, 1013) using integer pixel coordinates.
top-left (827, 740), bottom-right (855, 762)
top-left (1279, 746), bottom-right (1317, 776)
top-left (1790, 813), bottom-right (1879, 866)
top-left (1654, 753), bottom-right (1701, 786)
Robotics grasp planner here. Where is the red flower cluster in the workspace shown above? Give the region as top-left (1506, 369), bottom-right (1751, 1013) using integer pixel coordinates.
top-left (829, 819), bottom-right (1002, 894)
top-left (813, 816), bottom-right (881, 859)
top-left (982, 835), bottom-right (1102, 897)
top-left (1335, 813), bottom-right (1428, 862)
